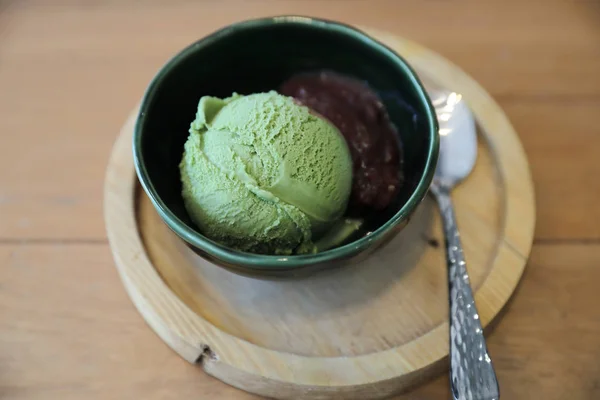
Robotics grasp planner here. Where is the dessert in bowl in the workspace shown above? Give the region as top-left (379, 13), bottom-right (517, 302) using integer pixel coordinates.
top-left (133, 16), bottom-right (439, 277)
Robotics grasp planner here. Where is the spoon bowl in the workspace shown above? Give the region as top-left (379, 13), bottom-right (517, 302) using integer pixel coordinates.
top-left (429, 90), bottom-right (477, 187)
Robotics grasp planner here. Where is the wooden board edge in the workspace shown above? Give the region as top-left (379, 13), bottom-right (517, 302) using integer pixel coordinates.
top-left (102, 31), bottom-right (536, 399)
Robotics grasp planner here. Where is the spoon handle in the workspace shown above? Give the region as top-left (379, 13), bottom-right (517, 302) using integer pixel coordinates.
top-left (431, 185), bottom-right (500, 400)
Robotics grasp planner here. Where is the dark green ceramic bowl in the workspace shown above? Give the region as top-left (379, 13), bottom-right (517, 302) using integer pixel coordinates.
top-left (134, 16), bottom-right (439, 278)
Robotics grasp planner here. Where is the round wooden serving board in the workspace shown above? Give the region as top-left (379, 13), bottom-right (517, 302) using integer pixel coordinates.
top-left (104, 29), bottom-right (535, 399)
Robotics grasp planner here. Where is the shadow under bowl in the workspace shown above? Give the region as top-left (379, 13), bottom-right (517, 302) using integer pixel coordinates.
top-left (133, 16), bottom-right (439, 278)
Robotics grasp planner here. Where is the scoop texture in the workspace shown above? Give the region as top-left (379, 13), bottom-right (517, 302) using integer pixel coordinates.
top-left (179, 91), bottom-right (353, 254)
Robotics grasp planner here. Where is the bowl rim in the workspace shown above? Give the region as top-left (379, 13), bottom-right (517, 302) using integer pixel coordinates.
top-left (133, 15), bottom-right (439, 270)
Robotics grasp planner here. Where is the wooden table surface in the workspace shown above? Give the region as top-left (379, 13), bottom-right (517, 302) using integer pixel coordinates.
top-left (1, 1), bottom-right (599, 399)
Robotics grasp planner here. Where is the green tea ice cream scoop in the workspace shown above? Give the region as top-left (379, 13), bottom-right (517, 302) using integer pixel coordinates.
top-left (179, 91), bottom-right (353, 255)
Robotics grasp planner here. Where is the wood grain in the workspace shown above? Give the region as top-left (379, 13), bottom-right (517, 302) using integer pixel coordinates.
top-left (4, 0), bottom-right (600, 97)
top-left (2, 243), bottom-right (599, 400)
top-left (504, 101), bottom-right (600, 240)
top-left (137, 181), bottom-right (494, 359)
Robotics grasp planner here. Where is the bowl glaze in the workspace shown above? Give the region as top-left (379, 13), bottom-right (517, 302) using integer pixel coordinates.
top-left (133, 16), bottom-right (439, 277)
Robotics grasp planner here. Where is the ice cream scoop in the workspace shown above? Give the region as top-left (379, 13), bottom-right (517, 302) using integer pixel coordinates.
top-left (179, 91), bottom-right (353, 255)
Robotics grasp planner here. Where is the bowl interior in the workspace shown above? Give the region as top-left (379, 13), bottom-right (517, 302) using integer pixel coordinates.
top-left (136, 18), bottom-right (436, 261)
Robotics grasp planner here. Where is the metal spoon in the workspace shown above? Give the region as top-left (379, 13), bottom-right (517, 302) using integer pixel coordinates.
top-left (428, 89), bottom-right (500, 400)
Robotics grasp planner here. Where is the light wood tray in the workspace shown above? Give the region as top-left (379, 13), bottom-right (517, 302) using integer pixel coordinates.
top-left (104, 30), bottom-right (535, 399)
